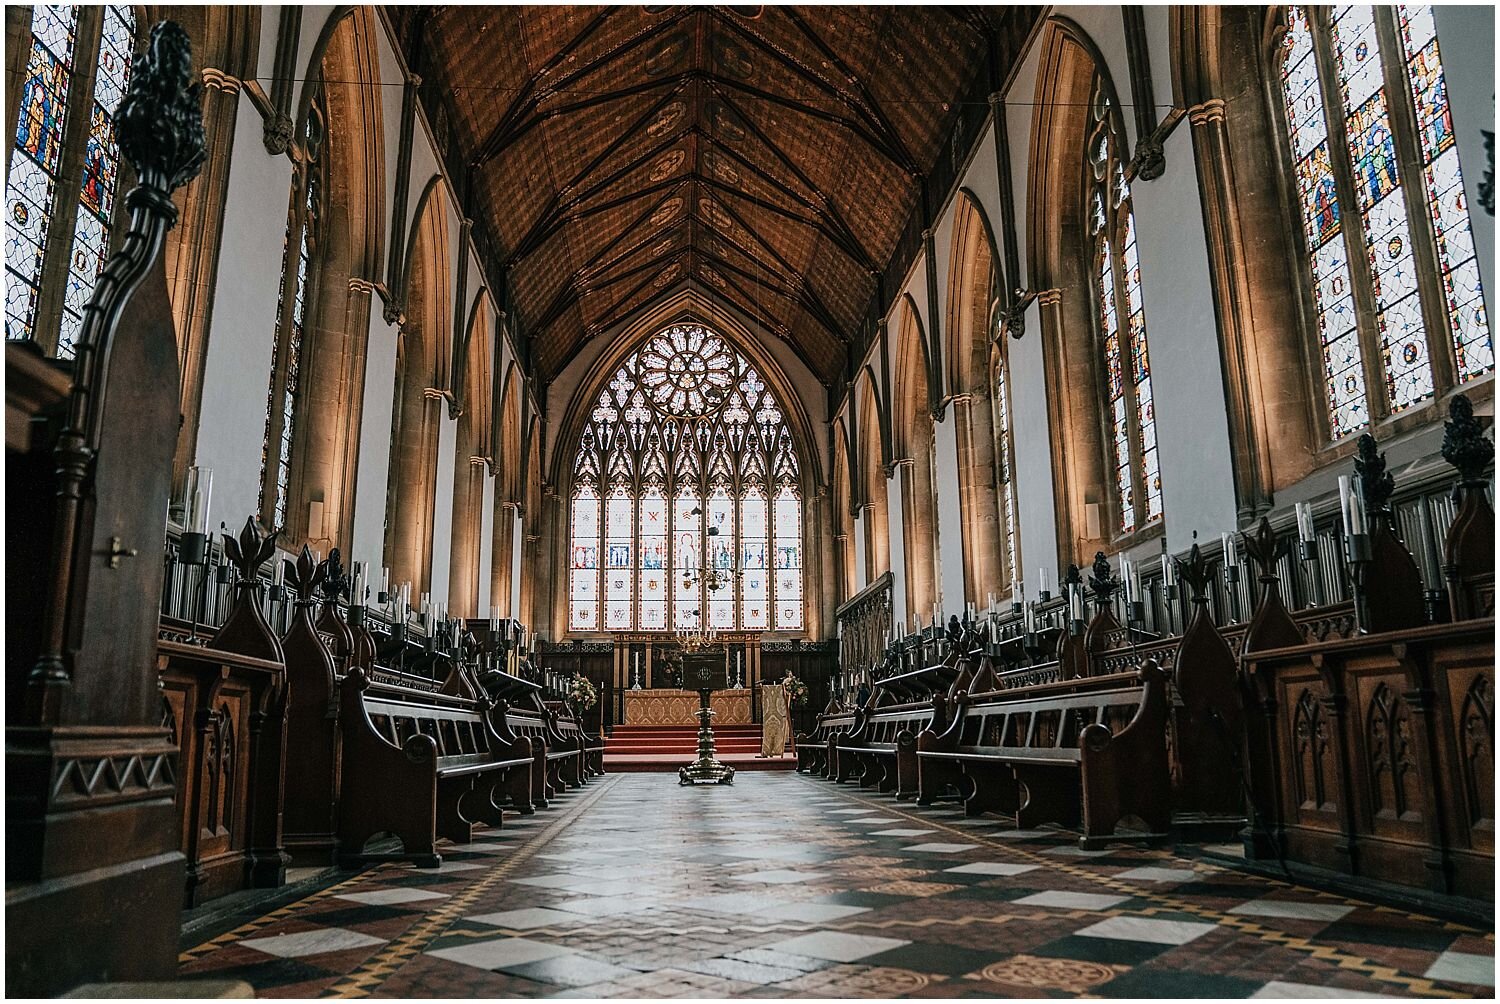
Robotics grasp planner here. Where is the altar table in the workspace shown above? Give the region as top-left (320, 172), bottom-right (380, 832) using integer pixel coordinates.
top-left (623, 688), bottom-right (752, 726)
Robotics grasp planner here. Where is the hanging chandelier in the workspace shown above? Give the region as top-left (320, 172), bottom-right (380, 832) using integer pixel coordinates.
top-left (675, 506), bottom-right (740, 651)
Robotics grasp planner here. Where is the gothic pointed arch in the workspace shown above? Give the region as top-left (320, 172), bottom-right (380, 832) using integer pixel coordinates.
top-left (894, 298), bottom-right (938, 621)
top-left (384, 177), bottom-right (449, 597)
top-left (448, 289), bottom-right (493, 617)
top-left (1029, 17), bottom-right (1165, 559)
top-left (488, 361), bottom-right (524, 615)
top-left (945, 190), bottom-right (1014, 605)
top-left (269, 4), bottom-right (386, 552)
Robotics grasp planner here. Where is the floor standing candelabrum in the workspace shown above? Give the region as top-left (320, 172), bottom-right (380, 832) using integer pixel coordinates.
top-left (678, 647), bottom-right (735, 785)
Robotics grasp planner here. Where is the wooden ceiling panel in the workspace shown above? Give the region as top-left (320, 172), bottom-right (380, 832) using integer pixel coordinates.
top-left (389, 5), bottom-right (1024, 387)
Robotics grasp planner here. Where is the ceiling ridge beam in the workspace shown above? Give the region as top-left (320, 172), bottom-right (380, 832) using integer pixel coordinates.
top-left (781, 8), bottom-right (919, 175)
top-left (474, 6), bottom-right (695, 165)
top-left (500, 87), bottom-right (691, 268)
top-left (471, 7), bottom-right (620, 165)
top-left (699, 175), bottom-right (871, 274)
top-left (712, 89), bottom-right (877, 270)
top-left (701, 71), bottom-right (912, 175)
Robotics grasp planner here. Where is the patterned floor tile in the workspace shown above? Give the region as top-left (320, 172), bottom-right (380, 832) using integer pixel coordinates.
top-left (174, 773), bottom-right (1491, 999)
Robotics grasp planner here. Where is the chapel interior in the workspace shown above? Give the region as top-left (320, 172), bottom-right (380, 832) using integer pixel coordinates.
top-left (3, 4), bottom-right (1496, 999)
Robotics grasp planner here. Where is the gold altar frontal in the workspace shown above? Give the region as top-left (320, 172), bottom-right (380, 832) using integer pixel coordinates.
top-left (623, 688), bottom-right (752, 726)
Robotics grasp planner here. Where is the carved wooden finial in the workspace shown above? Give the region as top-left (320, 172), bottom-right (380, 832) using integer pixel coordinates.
top-left (319, 547), bottom-right (348, 604)
top-left (1240, 517), bottom-right (1288, 580)
top-left (117, 21), bottom-right (207, 193)
top-left (285, 545), bottom-right (326, 605)
top-left (1441, 393), bottom-right (1493, 485)
top-left (1354, 433), bottom-right (1396, 517)
top-left (221, 516), bottom-right (279, 584)
top-left (1088, 551), bottom-right (1118, 606)
top-left (1176, 543), bottom-right (1212, 605)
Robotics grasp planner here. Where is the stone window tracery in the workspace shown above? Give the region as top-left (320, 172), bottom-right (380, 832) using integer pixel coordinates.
top-left (569, 322), bottom-right (804, 633)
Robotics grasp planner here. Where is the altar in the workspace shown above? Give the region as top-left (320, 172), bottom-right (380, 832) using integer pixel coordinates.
top-left (623, 688), bottom-right (752, 726)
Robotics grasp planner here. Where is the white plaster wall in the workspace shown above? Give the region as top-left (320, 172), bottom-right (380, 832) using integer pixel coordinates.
top-left (193, 93), bottom-right (294, 523)
top-left (852, 510), bottom-right (868, 593)
top-left (1128, 125), bottom-right (1238, 549)
top-left (1434, 5), bottom-right (1496, 328)
top-left (350, 310), bottom-right (398, 573)
top-left (509, 509), bottom-right (524, 615)
top-left (885, 472), bottom-right (907, 631)
top-left (429, 413), bottom-right (457, 608)
top-left (477, 472), bottom-right (495, 616)
top-left (930, 416), bottom-right (965, 613)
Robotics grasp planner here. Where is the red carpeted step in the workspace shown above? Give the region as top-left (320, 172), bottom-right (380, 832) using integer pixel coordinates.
top-left (601, 723), bottom-right (796, 772)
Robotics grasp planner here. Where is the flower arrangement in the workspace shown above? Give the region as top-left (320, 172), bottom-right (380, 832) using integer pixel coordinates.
top-left (568, 673), bottom-right (598, 711)
top-left (781, 673), bottom-right (809, 709)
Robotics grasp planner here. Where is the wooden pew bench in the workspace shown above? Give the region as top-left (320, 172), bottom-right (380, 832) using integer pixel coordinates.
top-left (796, 709), bottom-right (849, 775)
top-left (500, 701), bottom-right (578, 806)
top-left (546, 704), bottom-right (605, 784)
top-left (916, 662), bottom-right (1170, 847)
top-left (338, 670), bottom-right (534, 867)
top-left (836, 702), bottom-right (933, 797)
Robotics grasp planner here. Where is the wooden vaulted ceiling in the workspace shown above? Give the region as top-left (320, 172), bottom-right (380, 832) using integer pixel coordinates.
top-left (387, 6), bottom-right (1007, 387)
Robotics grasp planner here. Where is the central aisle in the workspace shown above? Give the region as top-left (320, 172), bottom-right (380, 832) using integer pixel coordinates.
top-left (180, 774), bottom-right (1492, 997)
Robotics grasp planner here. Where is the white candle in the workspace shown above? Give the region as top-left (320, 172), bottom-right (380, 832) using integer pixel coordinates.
top-left (1338, 475), bottom-right (1369, 537)
top-left (1221, 532), bottom-right (1238, 569)
top-left (1295, 501), bottom-right (1316, 544)
top-left (273, 559), bottom-right (286, 587)
top-left (1038, 567), bottom-right (1049, 596)
top-left (1161, 549), bottom-right (1176, 587)
top-left (184, 466), bottom-right (213, 535)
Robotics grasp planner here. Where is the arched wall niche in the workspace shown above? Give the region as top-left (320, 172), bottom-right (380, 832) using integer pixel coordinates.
top-left (284, 4), bottom-right (387, 553)
top-left (855, 372), bottom-right (889, 584)
top-left (893, 298), bottom-right (938, 621)
top-left (831, 417), bottom-right (857, 603)
top-left (1026, 16), bottom-right (1119, 566)
top-left (383, 175), bottom-right (449, 596)
top-left (489, 362), bottom-right (524, 615)
top-left (945, 190), bottom-right (1005, 604)
top-left (448, 289), bottom-right (493, 616)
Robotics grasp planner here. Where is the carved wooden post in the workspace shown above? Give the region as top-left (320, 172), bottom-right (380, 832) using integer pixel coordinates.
top-left (1351, 434), bottom-right (1425, 633)
top-left (6, 22), bottom-right (206, 996)
top-left (282, 546), bottom-right (341, 866)
top-left (214, 518), bottom-right (289, 887)
top-left (315, 548), bottom-right (354, 668)
top-left (1440, 394), bottom-right (1494, 621)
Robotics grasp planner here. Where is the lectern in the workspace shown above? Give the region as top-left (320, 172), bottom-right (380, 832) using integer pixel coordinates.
top-left (678, 650), bottom-right (735, 784)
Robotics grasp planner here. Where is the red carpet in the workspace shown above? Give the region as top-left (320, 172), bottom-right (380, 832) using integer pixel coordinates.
top-left (603, 724), bottom-right (796, 772)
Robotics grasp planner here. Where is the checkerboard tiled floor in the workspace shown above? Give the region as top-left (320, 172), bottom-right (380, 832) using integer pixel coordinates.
top-left (178, 773), bottom-right (1495, 998)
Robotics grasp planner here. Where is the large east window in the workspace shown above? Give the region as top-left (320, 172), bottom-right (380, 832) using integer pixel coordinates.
top-left (1276, 5), bottom-right (1491, 441)
top-left (568, 322), bottom-right (804, 633)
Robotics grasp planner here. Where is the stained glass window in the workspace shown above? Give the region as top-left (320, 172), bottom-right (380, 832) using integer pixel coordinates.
top-left (568, 322), bottom-right (805, 633)
top-left (258, 173), bottom-right (318, 527)
top-left (1088, 80), bottom-right (1163, 535)
top-left (1397, 4), bottom-right (1493, 380)
top-left (992, 343), bottom-right (1019, 586)
top-left (1276, 6), bottom-right (1491, 435)
top-left (57, 5), bottom-right (134, 359)
top-left (5, 6), bottom-right (80, 344)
